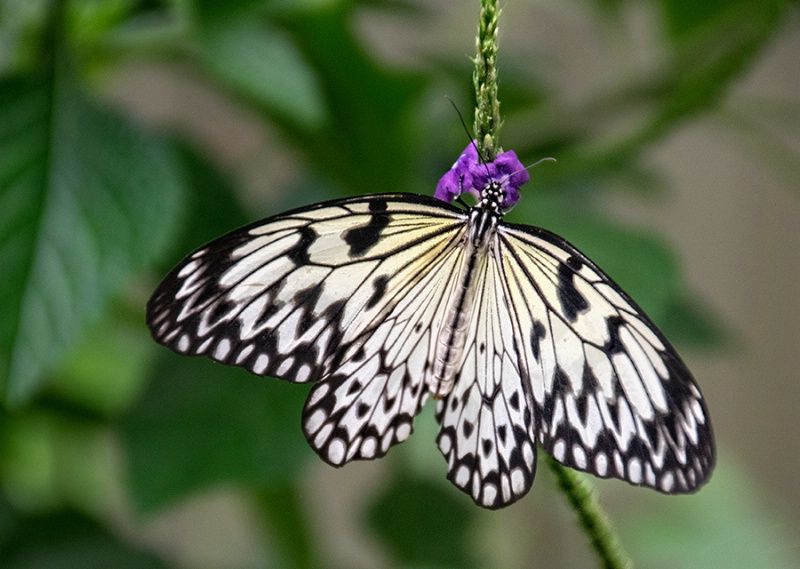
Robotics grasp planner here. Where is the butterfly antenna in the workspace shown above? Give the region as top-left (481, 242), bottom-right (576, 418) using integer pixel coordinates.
top-left (445, 97), bottom-right (490, 167)
top-left (529, 156), bottom-right (557, 169)
top-left (504, 156), bottom-right (556, 184)
top-left (446, 96), bottom-right (474, 147)
top-left (498, 157), bottom-right (557, 214)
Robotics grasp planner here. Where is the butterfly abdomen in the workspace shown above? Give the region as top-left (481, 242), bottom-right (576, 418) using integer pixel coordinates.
top-left (430, 208), bottom-right (498, 397)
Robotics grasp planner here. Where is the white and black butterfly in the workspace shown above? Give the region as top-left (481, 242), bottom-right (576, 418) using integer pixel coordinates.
top-left (146, 148), bottom-right (714, 509)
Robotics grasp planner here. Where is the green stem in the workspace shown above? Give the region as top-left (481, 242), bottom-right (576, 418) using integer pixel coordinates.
top-left (473, 0), bottom-right (501, 161)
top-left (546, 456), bottom-right (634, 569)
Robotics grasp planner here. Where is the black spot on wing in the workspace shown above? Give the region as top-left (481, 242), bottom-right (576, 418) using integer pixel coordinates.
top-left (576, 391), bottom-right (589, 424)
top-left (293, 283), bottom-right (323, 306)
top-left (530, 320), bottom-right (547, 361)
top-left (255, 299), bottom-right (280, 327)
top-left (287, 225), bottom-right (317, 265)
top-left (462, 420), bottom-right (474, 438)
top-left (293, 284), bottom-right (324, 334)
top-left (366, 276), bottom-right (388, 309)
top-left (206, 299), bottom-right (237, 326)
top-left (352, 346), bottom-right (366, 362)
top-left (557, 256), bottom-right (588, 322)
top-left (606, 398), bottom-right (620, 431)
top-left (343, 199), bottom-right (390, 257)
top-left (540, 366), bottom-right (569, 429)
top-left (603, 316), bottom-right (627, 354)
top-left (553, 365), bottom-right (569, 392)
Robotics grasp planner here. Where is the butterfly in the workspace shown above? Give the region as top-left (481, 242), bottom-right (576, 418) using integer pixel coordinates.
top-left (146, 142), bottom-right (714, 509)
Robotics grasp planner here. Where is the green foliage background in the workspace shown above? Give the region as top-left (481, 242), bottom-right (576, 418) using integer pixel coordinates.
top-left (0, 1), bottom-right (798, 568)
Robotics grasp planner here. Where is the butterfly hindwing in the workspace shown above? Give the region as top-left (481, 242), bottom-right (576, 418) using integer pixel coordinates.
top-left (302, 225), bottom-right (470, 464)
top-left (436, 243), bottom-right (538, 509)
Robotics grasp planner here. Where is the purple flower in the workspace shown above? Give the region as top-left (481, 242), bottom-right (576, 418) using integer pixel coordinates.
top-left (435, 142), bottom-right (529, 208)
top-left (434, 143), bottom-right (480, 204)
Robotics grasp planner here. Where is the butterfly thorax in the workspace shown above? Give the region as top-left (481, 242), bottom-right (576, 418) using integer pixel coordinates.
top-left (429, 184), bottom-right (502, 398)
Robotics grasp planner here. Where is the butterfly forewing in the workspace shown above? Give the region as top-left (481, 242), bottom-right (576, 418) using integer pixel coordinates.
top-left (147, 195), bottom-right (466, 385)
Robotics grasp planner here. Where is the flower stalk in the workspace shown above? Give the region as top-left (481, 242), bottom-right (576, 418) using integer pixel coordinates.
top-left (473, 0), bottom-right (502, 162)
top-left (546, 456), bottom-right (634, 569)
top-left (471, 2), bottom-right (633, 567)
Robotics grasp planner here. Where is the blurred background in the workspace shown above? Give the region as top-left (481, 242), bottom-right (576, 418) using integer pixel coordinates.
top-left (1, 0), bottom-right (799, 568)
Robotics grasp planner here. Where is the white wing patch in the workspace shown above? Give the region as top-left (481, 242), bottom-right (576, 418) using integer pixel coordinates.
top-left (147, 192), bottom-right (714, 509)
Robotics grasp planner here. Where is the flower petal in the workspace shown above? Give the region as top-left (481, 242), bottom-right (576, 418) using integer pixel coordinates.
top-left (435, 142), bottom-right (529, 208)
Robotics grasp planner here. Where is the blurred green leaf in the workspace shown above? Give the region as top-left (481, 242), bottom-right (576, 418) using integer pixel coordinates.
top-left (257, 483), bottom-right (318, 569)
top-left (621, 454), bottom-right (800, 569)
top-left (512, 0), bottom-right (790, 194)
top-left (660, 293), bottom-right (731, 349)
top-left (0, 69), bottom-right (182, 404)
top-left (51, 308), bottom-right (155, 416)
top-left (277, 4), bottom-right (427, 194)
top-left (196, 16), bottom-right (326, 129)
top-left (156, 143), bottom-right (250, 270)
top-left (650, 0), bottom-right (789, 144)
top-left (121, 353), bottom-right (311, 513)
top-left (368, 475), bottom-right (478, 568)
top-left (659, 0), bottom-right (788, 44)
top-left (0, 498), bottom-right (173, 569)
top-left (1, 409), bottom-right (114, 513)
top-left (0, 1), bottom-right (46, 72)
top-left (66, 0), bottom-right (134, 48)
top-left (661, 0), bottom-right (740, 40)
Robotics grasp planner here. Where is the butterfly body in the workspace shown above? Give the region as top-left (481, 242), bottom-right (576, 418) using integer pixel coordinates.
top-left (148, 179), bottom-right (714, 508)
top-left (432, 192), bottom-right (500, 398)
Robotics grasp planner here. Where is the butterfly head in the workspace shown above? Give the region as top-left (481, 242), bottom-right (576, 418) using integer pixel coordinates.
top-left (435, 141), bottom-right (530, 211)
top-left (477, 180), bottom-right (506, 215)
